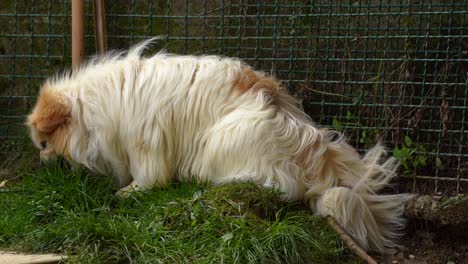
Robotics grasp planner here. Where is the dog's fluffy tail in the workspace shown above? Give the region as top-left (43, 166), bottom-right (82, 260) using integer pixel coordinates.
top-left (300, 128), bottom-right (412, 253)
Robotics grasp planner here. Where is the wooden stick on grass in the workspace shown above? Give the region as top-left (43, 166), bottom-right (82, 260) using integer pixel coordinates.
top-left (326, 216), bottom-right (377, 264)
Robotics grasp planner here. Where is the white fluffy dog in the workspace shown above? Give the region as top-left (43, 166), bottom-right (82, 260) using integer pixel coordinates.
top-left (27, 39), bottom-right (410, 253)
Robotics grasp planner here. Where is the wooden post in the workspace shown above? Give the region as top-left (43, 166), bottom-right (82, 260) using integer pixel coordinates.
top-left (93, 0), bottom-right (107, 55)
top-left (72, 0), bottom-right (85, 70)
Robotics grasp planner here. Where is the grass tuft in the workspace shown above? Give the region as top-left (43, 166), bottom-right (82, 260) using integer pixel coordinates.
top-left (0, 164), bottom-right (352, 263)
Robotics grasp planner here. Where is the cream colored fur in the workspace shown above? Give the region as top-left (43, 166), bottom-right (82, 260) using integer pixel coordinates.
top-left (27, 39), bottom-right (411, 253)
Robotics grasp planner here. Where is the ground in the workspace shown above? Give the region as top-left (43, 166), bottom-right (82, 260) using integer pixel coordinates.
top-left (376, 197), bottom-right (468, 264)
top-left (0, 164), bottom-right (356, 263)
top-left (375, 225), bottom-right (468, 264)
top-left (0, 153), bottom-right (466, 263)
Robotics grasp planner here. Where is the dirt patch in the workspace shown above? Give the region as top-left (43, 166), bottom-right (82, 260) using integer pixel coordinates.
top-left (375, 202), bottom-right (468, 264)
top-left (377, 224), bottom-right (468, 264)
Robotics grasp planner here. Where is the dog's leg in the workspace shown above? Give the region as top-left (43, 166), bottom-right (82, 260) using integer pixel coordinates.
top-left (115, 181), bottom-right (144, 198)
top-left (126, 148), bottom-right (174, 193)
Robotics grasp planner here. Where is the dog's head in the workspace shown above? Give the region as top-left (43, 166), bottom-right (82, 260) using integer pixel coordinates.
top-left (26, 84), bottom-right (72, 162)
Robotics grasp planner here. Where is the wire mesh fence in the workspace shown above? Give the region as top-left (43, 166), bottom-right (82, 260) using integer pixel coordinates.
top-left (0, 0), bottom-right (467, 194)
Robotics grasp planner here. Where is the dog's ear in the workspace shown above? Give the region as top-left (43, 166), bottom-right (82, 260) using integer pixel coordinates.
top-left (28, 89), bottom-right (71, 134)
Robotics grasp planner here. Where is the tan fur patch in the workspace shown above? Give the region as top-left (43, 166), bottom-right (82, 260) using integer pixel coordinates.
top-left (251, 78), bottom-right (280, 94)
top-left (233, 66), bottom-right (261, 92)
top-left (48, 124), bottom-right (71, 156)
top-left (234, 66), bottom-right (281, 94)
top-left (28, 88), bottom-right (71, 134)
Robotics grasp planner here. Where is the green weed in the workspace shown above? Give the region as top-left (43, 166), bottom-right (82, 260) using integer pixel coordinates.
top-left (392, 135), bottom-right (441, 177)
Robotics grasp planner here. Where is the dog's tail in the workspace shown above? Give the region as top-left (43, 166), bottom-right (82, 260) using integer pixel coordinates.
top-left (298, 128), bottom-right (412, 253)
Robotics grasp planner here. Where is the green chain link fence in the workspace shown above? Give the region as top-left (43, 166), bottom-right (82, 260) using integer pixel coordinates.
top-left (1, 0), bottom-right (467, 194)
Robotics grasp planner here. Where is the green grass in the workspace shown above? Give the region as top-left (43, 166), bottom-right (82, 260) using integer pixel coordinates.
top-left (0, 164), bottom-right (353, 263)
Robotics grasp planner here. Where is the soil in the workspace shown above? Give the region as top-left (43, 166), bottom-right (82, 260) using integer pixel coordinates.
top-left (378, 225), bottom-right (468, 264)
top-left (375, 196), bottom-right (468, 264)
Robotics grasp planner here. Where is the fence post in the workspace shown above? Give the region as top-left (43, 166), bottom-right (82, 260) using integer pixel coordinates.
top-left (93, 0), bottom-right (107, 54)
top-left (72, 0), bottom-right (85, 70)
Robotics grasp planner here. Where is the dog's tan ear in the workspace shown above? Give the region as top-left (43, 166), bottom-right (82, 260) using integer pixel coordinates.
top-left (28, 89), bottom-right (71, 134)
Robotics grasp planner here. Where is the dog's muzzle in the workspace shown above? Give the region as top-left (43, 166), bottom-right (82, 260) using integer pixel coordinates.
top-left (39, 150), bottom-right (72, 169)
top-left (40, 149), bottom-right (57, 162)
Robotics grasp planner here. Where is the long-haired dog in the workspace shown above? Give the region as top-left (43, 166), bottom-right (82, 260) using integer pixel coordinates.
top-left (27, 39), bottom-right (411, 253)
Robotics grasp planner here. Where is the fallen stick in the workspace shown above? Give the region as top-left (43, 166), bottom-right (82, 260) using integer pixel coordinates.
top-left (0, 251), bottom-right (66, 264)
top-left (326, 216), bottom-right (377, 264)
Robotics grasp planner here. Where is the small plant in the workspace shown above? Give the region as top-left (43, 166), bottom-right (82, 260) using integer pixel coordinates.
top-left (392, 135), bottom-right (441, 176)
top-left (332, 111), bottom-right (356, 133)
top-left (332, 111), bottom-right (379, 148)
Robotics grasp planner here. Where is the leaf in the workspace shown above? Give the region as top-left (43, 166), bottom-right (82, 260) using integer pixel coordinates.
top-left (417, 144), bottom-right (427, 153)
top-left (221, 232), bottom-right (233, 243)
top-left (346, 111), bottom-right (352, 120)
top-left (418, 155), bottom-right (427, 166)
top-left (399, 147), bottom-right (411, 161)
top-left (359, 130), bottom-right (367, 144)
top-left (393, 147), bottom-right (401, 158)
top-left (436, 157), bottom-right (444, 170)
top-left (404, 136), bottom-right (413, 147)
top-left (332, 118), bottom-right (342, 132)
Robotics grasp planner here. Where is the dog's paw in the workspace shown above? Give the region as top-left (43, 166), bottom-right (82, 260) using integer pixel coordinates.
top-left (115, 188), bottom-right (132, 198)
top-left (115, 181), bottom-right (142, 198)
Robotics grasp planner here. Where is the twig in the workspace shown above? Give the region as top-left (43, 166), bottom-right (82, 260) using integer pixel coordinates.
top-left (0, 251), bottom-right (67, 263)
top-left (326, 216), bottom-right (377, 264)
top-left (298, 84), bottom-right (351, 99)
